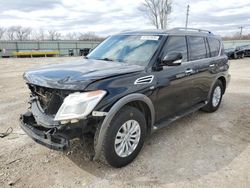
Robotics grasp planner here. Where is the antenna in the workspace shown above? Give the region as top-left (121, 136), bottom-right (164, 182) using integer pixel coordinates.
top-left (185, 5), bottom-right (190, 29)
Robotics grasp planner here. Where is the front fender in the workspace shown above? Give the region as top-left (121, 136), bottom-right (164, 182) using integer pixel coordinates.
top-left (93, 93), bottom-right (155, 160)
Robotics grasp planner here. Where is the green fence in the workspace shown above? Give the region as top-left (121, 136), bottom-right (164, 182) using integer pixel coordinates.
top-left (0, 40), bottom-right (102, 57)
top-left (1, 39), bottom-right (250, 57)
top-left (223, 40), bottom-right (250, 48)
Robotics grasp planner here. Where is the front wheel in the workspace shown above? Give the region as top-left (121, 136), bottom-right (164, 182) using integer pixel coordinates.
top-left (201, 80), bottom-right (223, 113)
top-left (97, 106), bottom-right (147, 168)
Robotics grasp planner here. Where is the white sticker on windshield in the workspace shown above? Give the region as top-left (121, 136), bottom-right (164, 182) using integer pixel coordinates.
top-left (140, 36), bottom-right (159, 41)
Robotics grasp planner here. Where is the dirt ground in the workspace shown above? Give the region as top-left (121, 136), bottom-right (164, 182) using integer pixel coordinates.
top-left (0, 57), bottom-right (249, 188)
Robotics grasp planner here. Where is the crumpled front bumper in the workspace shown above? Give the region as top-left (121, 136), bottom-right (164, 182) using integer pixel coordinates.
top-left (20, 111), bottom-right (78, 150)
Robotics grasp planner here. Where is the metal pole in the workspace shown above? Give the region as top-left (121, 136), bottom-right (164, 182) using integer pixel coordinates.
top-left (185, 5), bottom-right (190, 29)
top-left (239, 26), bottom-right (243, 40)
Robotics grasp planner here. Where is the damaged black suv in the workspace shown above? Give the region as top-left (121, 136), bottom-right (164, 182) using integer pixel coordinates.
top-left (20, 28), bottom-right (230, 168)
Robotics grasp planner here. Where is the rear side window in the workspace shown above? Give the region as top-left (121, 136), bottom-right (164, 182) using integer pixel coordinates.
top-left (162, 36), bottom-right (188, 62)
top-left (188, 36), bottom-right (207, 61)
top-left (208, 37), bottom-right (220, 57)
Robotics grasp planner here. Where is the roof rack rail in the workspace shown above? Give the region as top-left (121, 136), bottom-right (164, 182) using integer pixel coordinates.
top-left (170, 27), bottom-right (213, 34)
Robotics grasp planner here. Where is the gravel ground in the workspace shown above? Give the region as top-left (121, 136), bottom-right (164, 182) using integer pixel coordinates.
top-left (0, 57), bottom-right (249, 188)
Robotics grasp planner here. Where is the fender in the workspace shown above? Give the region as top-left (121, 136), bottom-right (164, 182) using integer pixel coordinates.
top-left (94, 93), bottom-right (155, 160)
top-left (207, 73), bottom-right (230, 101)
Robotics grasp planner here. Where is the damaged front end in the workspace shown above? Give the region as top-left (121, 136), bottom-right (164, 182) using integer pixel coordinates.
top-left (20, 84), bottom-right (103, 151)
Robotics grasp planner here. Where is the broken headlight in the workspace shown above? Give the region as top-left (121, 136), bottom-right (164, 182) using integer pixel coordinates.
top-left (54, 90), bottom-right (106, 122)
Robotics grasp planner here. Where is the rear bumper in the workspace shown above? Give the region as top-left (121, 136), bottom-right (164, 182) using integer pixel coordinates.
top-left (20, 112), bottom-right (82, 150)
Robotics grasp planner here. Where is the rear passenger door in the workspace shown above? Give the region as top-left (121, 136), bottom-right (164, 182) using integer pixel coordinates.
top-left (186, 36), bottom-right (210, 105)
top-left (187, 36), bottom-right (222, 105)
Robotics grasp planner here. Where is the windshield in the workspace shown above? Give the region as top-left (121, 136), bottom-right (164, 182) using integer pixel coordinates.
top-left (87, 35), bottom-right (162, 66)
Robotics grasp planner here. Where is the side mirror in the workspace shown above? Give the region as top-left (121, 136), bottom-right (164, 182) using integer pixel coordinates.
top-left (161, 52), bottom-right (183, 66)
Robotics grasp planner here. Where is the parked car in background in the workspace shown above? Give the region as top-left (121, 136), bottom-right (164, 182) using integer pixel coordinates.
top-left (20, 28), bottom-right (230, 168)
top-left (235, 46), bottom-right (245, 59)
top-left (240, 45), bottom-right (250, 57)
top-left (225, 47), bottom-right (245, 59)
top-left (79, 48), bottom-right (91, 56)
top-left (224, 48), bottom-right (235, 59)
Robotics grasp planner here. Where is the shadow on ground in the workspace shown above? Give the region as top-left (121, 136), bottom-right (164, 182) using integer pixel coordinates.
top-left (66, 93), bottom-right (250, 186)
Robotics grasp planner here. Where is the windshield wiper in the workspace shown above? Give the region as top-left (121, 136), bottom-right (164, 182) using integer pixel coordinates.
top-left (98, 57), bottom-right (114, 61)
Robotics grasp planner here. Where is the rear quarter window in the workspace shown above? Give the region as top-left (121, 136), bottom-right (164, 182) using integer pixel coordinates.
top-left (208, 37), bottom-right (220, 57)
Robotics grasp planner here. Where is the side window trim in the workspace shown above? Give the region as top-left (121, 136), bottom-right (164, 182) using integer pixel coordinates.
top-left (205, 37), bottom-right (211, 58)
top-left (207, 37), bottom-right (213, 57)
top-left (218, 40), bottom-right (222, 56)
top-left (185, 35), bottom-right (190, 61)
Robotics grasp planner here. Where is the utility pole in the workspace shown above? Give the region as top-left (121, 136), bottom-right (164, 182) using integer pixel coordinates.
top-left (239, 26), bottom-right (243, 39)
top-left (185, 5), bottom-right (190, 29)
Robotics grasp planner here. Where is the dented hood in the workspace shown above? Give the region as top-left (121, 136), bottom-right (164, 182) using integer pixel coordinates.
top-left (23, 59), bottom-right (144, 90)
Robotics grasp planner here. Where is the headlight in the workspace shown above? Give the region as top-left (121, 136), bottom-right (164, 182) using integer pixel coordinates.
top-left (54, 90), bottom-right (106, 122)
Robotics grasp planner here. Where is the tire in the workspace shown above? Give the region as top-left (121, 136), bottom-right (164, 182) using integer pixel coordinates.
top-left (201, 80), bottom-right (223, 113)
top-left (96, 106), bottom-right (147, 168)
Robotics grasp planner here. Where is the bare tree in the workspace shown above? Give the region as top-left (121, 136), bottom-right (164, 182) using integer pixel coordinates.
top-left (15, 26), bottom-right (32, 40)
top-left (65, 32), bottom-right (79, 40)
top-left (48, 30), bottom-right (61, 40)
top-left (5, 26), bottom-right (32, 40)
top-left (33, 28), bottom-right (46, 40)
top-left (6, 26), bottom-right (17, 40)
top-left (139, 0), bottom-right (172, 29)
top-left (0, 27), bottom-right (5, 40)
top-left (79, 32), bottom-right (99, 41)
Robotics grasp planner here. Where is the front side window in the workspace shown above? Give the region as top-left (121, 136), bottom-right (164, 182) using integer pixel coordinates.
top-left (208, 37), bottom-right (220, 57)
top-left (188, 36), bottom-right (207, 61)
top-left (87, 35), bottom-right (162, 66)
top-left (162, 36), bottom-right (188, 62)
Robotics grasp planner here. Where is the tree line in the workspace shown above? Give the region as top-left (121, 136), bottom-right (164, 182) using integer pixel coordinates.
top-left (0, 0), bottom-right (172, 42)
top-left (0, 0), bottom-right (247, 41)
top-left (222, 33), bottom-right (250, 40)
top-left (0, 26), bottom-right (104, 41)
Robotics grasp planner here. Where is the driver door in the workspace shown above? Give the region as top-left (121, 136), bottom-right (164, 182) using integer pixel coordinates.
top-left (154, 36), bottom-right (194, 122)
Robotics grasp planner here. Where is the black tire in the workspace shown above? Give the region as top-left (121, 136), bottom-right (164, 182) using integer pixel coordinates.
top-left (201, 80), bottom-right (223, 113)
top-left (96, 106), bottom-right (147, 168)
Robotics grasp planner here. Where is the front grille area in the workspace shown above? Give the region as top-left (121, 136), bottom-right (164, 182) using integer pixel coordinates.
top-left (28, 85), bottom-right (70, 115)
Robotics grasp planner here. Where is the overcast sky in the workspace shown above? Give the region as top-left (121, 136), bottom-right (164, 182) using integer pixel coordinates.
top-left (0, 0), bottom-right (250, 36)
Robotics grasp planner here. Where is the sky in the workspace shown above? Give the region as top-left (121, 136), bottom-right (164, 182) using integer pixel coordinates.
top-left (0, 0), bottom-right (250, 37)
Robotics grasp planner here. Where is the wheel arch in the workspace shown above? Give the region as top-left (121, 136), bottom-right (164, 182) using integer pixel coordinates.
top-left (208, 75), bottom-right (227, 101)
top-left (125, 100), bottom-right (153, 135)
top-left (93, 93), bottom-right (155, 160)
top-left (218, 76), bottom-right (226, 94)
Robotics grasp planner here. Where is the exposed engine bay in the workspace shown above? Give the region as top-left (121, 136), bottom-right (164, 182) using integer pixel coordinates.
top-left (28, 84), bottom-right (71, 115)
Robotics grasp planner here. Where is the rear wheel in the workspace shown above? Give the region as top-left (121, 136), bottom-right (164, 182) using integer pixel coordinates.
top-left (97, 106), bottom-right (147, 168)
top-left (201, 80), bottom-right (223, 113)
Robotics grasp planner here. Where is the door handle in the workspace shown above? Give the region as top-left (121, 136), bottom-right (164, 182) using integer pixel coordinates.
top-left (185, 69), bottom-right (194, 75)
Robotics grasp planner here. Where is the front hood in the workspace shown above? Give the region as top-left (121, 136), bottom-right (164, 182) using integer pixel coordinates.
top-left (23, 59), bottom-right (144, 90)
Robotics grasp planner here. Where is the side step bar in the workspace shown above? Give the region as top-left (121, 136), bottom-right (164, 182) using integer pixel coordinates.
top-left (152, 101), bottom-right (207, 131)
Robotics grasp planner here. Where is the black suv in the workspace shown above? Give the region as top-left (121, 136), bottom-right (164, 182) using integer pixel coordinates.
top-left (20, 28), bottom-right (230, 168)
